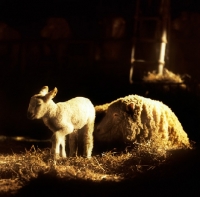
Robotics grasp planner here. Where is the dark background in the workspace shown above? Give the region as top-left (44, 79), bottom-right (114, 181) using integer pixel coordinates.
top-left (0, 0), bottom-right (200, 144)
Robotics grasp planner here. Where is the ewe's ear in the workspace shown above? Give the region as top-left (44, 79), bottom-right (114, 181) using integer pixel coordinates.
top-left (126, 103), bottom-right (135, 112)
top-left (39, 86), bottom-right (49, 95)
top-left (44, 87), bottom-right (58, 102)
top-left (95, 103), bottom-right (109, 113)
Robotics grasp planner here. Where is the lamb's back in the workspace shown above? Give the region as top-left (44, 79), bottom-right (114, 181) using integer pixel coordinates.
top-left (57, 97), bottom-right (95, 129)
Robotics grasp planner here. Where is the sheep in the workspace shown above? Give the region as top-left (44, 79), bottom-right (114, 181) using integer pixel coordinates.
top-left (94, 95), bottom-right (192, 151)
top-left (27, 86), bottom-right (95, 158)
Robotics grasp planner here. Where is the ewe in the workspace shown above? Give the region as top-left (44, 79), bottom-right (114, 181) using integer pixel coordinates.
top-left (27, 86), bottom-right (95, 158)
top-left (94, 95), bottom-right (192, 151)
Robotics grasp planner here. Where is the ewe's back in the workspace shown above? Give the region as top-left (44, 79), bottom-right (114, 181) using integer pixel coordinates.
top-left (132, 95), bottom-right (190, 149)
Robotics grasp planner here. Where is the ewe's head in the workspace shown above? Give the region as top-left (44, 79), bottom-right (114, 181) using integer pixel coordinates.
top-left (95, 100), bottom-right (136, 142)
top-left (27, 86), bottom-right (57, 120)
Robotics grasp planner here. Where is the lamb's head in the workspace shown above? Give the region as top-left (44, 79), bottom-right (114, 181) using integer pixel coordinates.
top-left (27, 86), bottom-right (57, 120)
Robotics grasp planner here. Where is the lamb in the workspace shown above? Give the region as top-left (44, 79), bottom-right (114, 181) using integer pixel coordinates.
top-left (27, 86), bottom-right (95, 158)
top-left (94, 95), bottom-right (192, 151)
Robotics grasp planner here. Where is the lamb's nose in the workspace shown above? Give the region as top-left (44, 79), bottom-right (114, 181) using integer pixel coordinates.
top-left (27, 112), bottom-right (34, 119)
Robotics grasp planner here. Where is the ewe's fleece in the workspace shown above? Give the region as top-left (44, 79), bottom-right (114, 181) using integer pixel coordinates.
top-left (27, 86), bottom-right (95, 158)
top-left (95, 95), bottom-right (191, 150)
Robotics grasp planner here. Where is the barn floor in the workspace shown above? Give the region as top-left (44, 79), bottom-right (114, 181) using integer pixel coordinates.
top-left (0, 137), bottom-right (199, 197)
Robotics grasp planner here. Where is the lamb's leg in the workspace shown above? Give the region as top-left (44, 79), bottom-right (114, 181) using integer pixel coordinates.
top-left (51, 133), bottom-right (59, 158)
top-left (69, 131), bottom-right (78, 157)
top-left (51, 132), bottom-right (66, 158)
top-left (83, 120), bottom-right (94, 158)
top-left (60, 136), bottom-right (66, 158)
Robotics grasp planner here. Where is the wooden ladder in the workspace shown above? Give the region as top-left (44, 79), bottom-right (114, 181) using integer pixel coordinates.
top-left (129, 0), bottom-right (170, 83)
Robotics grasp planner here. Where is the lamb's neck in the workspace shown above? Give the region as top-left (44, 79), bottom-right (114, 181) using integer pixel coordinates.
top-left (44, 101), bottom-right (58, 120)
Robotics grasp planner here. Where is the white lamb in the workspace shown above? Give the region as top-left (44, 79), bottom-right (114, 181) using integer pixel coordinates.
top-left (27, 86), bottom-right (95, 158)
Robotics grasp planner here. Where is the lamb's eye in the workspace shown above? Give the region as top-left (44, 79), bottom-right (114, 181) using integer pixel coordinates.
top-left (36, 103), bottom-right (42, 107)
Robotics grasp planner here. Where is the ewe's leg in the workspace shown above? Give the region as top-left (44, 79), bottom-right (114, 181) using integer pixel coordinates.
top-left (69, 131), bottom-right (78, 157)
top-left (83, 120), bottom-right (94, 158)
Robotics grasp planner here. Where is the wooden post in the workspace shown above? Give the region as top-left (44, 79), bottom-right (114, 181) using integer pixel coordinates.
top-left (158, 0), bottom-right (170, 75)
top-left (129, 0), bottom-right (140, 84)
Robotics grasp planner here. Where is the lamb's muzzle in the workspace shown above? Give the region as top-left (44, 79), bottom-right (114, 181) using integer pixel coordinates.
top-left (27, 111), bottom-right (35, 119)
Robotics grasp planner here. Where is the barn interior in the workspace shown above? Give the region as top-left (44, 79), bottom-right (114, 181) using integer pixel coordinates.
top-left (0, 0), bottom-right (200, 196)
top-left (0, 0), bottom-right (199, 142)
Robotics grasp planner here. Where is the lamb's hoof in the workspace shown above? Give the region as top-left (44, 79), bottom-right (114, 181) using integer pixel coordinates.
top-left (51, 153), bottom-right (60, 160)
top-left (83, 155), bottom-right (92, 159)
top-left (61, 154), bottom-right (67, 158)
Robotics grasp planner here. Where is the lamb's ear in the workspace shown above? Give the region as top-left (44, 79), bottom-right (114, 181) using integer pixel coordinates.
top-left (44, 87), bottom-right (58, 101)
top-left (126, 103), bottom-right (135, 112)
top-left (39, 86), bottom-right (49, 95)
